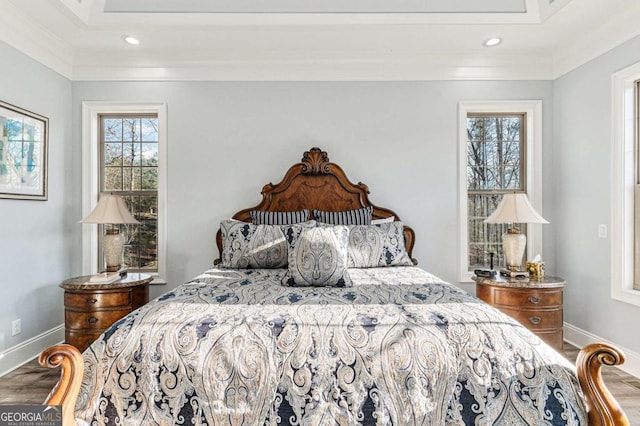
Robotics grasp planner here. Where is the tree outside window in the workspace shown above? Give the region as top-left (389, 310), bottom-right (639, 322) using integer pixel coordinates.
top-left (99, 114), bottom-right (158, 272)
top-left (467, 114), bottom-right (525, 270)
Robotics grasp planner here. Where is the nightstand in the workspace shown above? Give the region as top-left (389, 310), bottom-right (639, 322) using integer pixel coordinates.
top-left (60, 273), bottom-right (152, 352)
top-left (473, 275), bottom-right (565, 352)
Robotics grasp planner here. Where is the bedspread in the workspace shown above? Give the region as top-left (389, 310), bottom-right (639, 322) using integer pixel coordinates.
top-left (76, 267), bottom-right (587, 425)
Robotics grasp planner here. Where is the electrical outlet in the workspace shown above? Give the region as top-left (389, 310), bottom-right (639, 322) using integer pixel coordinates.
top-left (598, 224), bottom-right (608, 239)
top-left (11, 319), bottom-right (21, 336)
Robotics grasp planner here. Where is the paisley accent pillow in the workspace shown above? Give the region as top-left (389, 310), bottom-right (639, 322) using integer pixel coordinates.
top-left (220, 220), bottom-right (315, 269)
top-left (347, 222), bottom-right (413, 268)
top-left (282, 226), bottom-right (351, 287)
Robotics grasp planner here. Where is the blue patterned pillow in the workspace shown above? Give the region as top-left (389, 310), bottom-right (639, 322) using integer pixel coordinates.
top-left (347, 222), bottom-right (413, 268)
top-left (313, 206), bottom-right (373, 225)
top-left (282, 226), bottom-right (351, 287)
top-left (249, 209), bottom-right (310, 225)
top-left (220, 220), bottom-right (315, 268)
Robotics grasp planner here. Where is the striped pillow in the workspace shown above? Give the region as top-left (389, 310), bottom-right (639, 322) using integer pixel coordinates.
top-left (313, 206), bottom-right (373, 225)
top-left (249, 209), bottom-right (310, 225)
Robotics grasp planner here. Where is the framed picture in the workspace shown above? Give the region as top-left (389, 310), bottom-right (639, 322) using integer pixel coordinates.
top-left (0, 101), bottom-right (48, 200)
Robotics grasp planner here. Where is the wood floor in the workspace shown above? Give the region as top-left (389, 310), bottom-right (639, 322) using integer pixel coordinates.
top-left (0, 342), bottom-right (638, 424)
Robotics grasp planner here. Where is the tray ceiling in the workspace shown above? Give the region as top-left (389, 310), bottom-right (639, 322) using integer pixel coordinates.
top-left (103, 0), bottom-right (527, 14)
top-left (2, 0), bottom-right (640, 81)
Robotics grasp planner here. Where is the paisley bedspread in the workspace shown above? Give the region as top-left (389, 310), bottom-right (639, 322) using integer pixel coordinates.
top-left (76, 267), bottom-right (587, 425)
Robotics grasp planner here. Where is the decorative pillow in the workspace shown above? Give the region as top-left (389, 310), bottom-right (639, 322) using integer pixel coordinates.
top-left (249, 209), bottom-right (310, 225)
top-left (220, 220), bottom-right (315, 268)
top-left (347, 222), bottom-right (413, 268)
top-left (313, 206), bottom-right (373, 225)
top-left (282, 226), bottom-right (351, 287)
top-left (371, 215), bottom-right (395, 225)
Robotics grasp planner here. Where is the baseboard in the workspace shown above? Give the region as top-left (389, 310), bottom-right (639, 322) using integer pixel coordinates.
top-left (564, 322), bottom-right (640, 379)
top-left (0, 324), bottom-right (64, 377)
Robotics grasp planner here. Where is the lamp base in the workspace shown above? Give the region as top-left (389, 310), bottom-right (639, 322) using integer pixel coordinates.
top-left (502, 228), bottom-right (526, 271)
top-left (104, 228), bottom-right (124, 273)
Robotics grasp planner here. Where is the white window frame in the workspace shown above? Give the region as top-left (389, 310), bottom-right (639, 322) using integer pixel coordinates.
top-left (458, 100), bottom-right (543, 282)
top-left (611, 63), bottom-right (640, 306)
top-left (82, 102), bottom-right (167, 283)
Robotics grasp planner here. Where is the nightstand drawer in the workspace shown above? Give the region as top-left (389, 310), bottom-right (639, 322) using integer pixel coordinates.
top-left (65, 309), bottom-right (131, 331)
top-left (65, 292), bottom-right (131, 309)
top-left (65, 331), bottom-right (102, 353)
top-left (499, 307), bottom-right (562, 330)
top-left (493, 288), bottom-right (562, 307)
top-left (534, 330), bottom-right (564, 350)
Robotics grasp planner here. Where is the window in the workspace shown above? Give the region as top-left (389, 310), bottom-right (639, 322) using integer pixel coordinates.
top-left (635, 81), bottom-right (640, 292)
top-left (467, 114), bottom-right (526, 270)
top-left (82, 102), bottom-right (167, 282)
top-left (611, 63), bottom-right (640, 305)
top-left (458, 101), bottom-right (542, 282)
top-left (99, 114), bottom-right (158, 272)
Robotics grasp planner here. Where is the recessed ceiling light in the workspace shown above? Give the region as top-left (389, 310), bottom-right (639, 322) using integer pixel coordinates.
top-left (123, 36), bottom-right (140, 45)
top-left (484, 37), bottom-right (502, 47)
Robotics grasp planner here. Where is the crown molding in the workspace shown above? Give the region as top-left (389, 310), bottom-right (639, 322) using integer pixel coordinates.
top-left (71, 52), bottom-right (554, 81)
top-left (551, 3), bottom-right (640, 79)
top-left (0, 2), bottom-right (74, 79)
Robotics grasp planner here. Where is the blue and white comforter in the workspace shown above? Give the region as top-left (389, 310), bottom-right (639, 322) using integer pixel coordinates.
top-left (76, 267), bottom-right (587, 425)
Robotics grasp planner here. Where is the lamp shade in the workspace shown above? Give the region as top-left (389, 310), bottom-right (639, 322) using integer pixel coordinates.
top-left (80, 194), bottom-right (139, 224)
top-left (484, 193), bottom-right (548, 224)
top-left (81, 194), bottom-right (138, 272)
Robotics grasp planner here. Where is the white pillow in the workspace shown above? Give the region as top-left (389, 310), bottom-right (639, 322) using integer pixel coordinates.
top-left (371, 216), bottom-right (395, 225)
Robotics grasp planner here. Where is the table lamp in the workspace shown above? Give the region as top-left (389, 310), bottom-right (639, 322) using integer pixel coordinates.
top-left (80, 194), bottom-right (139, 272)
top-left (484, 192), bottom-right (548, 271)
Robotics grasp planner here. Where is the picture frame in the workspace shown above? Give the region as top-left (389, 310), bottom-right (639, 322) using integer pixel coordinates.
top-left (0, 100), bottom-right (48, 200)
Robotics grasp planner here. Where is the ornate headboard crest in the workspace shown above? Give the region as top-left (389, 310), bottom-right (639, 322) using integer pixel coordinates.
top-left (216, 147), bottom-right (415, 262)
top-left (300, 147), bottom-right (331, 175)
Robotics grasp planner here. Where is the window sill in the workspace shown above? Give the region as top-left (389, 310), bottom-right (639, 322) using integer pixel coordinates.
top-left (150, 275), bottom-right (166, 285)
top-left (611, 286), bottom-right (640, 308)
top-left (459, 271), bottom-right (475, 284)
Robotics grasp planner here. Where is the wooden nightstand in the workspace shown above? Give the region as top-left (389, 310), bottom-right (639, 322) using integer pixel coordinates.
top-left (60, 273), bottom-right (152, 352)
top-left (473, 274), bottom-right (565, 352)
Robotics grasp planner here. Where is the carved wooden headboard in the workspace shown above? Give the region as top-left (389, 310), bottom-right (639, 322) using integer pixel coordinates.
top-left (216, 147), bottom-right (416, 262)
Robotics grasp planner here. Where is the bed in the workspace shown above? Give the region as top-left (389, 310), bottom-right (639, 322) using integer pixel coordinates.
top-left (41, 147), bottom-right (629, 425)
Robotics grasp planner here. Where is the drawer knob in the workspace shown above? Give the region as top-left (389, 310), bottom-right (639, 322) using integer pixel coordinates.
top-left (86, 298), bottom-right (98, 304)
top-left (528, 316), bottom-right (542, 325)
top-left (87, 317), bottom-right (99, 325)
top-left (527, 296), bottom-right (541, 304)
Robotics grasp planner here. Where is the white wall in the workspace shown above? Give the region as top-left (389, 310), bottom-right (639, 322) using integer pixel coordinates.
top-left (554, 35), bottom-right (640, 355)
top-left (0, 42), bottom-right (72, 357)
top-left (72, 81), bottom-right (554, 299)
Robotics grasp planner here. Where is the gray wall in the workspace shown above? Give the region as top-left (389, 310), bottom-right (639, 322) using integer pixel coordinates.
top-left (72, 81), bottom-right (554, 299)
top-left (554, 35), bottom-right (640, 355)
top-left (0, 42), bottom-right (72, 352)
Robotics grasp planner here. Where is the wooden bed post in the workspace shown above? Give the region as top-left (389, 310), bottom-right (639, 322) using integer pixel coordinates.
top-left (39, 344), bottom-right (84, 426)
top-left (576, 342), bottom-right (630, 426)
